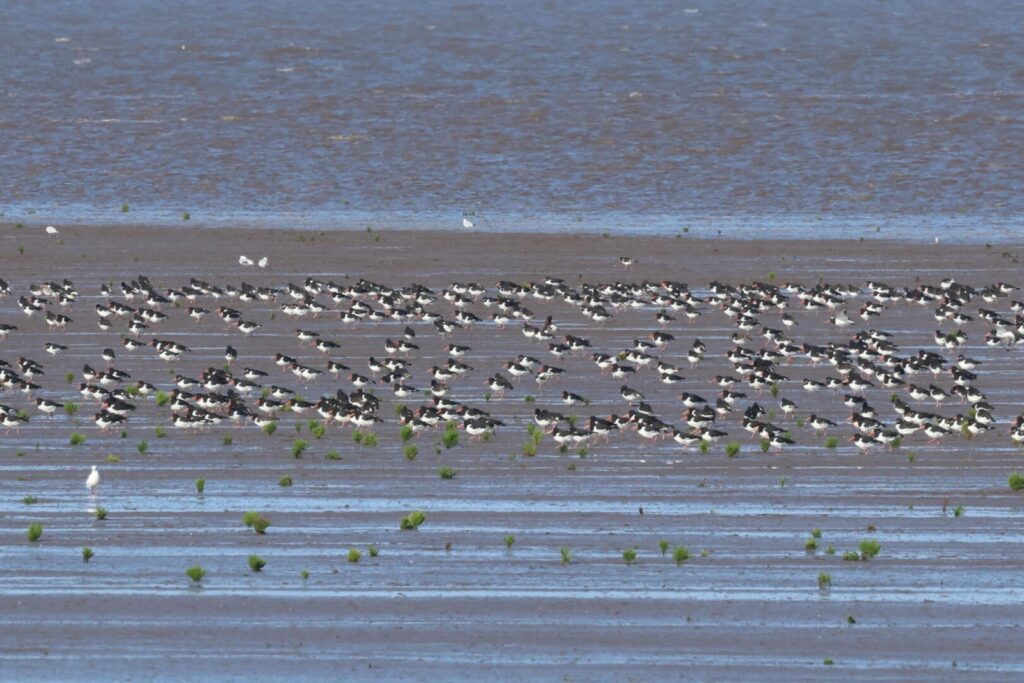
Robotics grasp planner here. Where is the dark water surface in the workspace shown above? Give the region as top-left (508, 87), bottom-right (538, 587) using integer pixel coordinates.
top-left (1, 0), bottom-right (1022, 239)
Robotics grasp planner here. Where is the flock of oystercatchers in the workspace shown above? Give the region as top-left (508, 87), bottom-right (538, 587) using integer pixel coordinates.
top-left (1, 258), bottom-right (1022, 495)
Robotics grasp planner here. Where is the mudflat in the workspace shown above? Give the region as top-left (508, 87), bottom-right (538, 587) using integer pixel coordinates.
top-left (2, 225), bottom-right (1023, 682)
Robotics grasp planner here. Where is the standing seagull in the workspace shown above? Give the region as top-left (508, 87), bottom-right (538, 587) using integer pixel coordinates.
top-left (462, 217), bottom-right (474, 229)
top-left (257, 256), bottom-right (269, 268)
top-left (45, 225), bottom-right (59, 235)
top-left (238, 255), bottom-right (254, 266)
top-left (86, 465), bottom-right (100, 493)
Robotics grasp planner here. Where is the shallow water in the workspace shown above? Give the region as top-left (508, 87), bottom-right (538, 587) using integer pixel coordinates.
top-left (3, 231), bottom-right (1024, 680)
top-left (2, 0), bottom-right (1023, 240)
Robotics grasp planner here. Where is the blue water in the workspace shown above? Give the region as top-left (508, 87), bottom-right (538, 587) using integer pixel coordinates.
top-left (1, 0), bottom-right (1023, 239)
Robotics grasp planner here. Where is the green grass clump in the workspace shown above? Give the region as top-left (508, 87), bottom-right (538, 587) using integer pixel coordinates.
top-left (952, 504), bottom-right (965, 517)
top-left (1009, 472), bottom-right (1024, 491)
top-left (347, 548), bottom-right (362, 563)
top-left (811, 528), bottom-right (822, 538)
top-left (69, 432), bottom-right (86, 446)
top-left (805, 538), bottom-right (817, 552)
top-left (27, 523), bottom-right (43, 542)
top-left (300, 569), bottom-right (310, 580)
top-left (310, 422), bottom-right (326, 439)
top-left (400, 425), bottom-right (414, 442)
top-left (195, 478), bottom-right (205, 494)
top-left (248, 555), bottom-right (266, 572)
top-left (760, 439), bottom-right (771, 452)
top-left (442, 422), bottom-right (459, 449)
top-left (325, 449), bottom-right (341, 461)
top-left (438, 467), bottom-right (456, 479)
top-left (262, 421), bottom-right (277, 436)
top-left (504, 535), bottom-right (516, 549)
top-left (400, 510), bottom-right (426, 530)
top-left (622, 548), bottom-right (638, 565)
top-left (842, 550), bottom-right (861, 561)
top-left (22, 496), bottom-right (38, 505)
top-left (725, 441), bottom-right (741, 457)
top-left (858, 538), bottom-right (881, 560)
top-left (155, 425), bottom-right (167, 438)
top-left (106, 454), bottom-right (120, 463)
top-left (560, 547), bottom-right (573, 565)
top-left (243, 511), bottom-right (271, 534)
top-left (825, 436), bottom-right (839, 449)
top-left (658, 540), bottom-right (670, 555)
top-left (403, 444), bottom-right (418, 461)
top-left (64, 401), bottom-right (78, 416)
top-left (362, 432), bottom-right (379, 447)
top-left (291, 439), bottom-right (309, 458)
top-left (186, 564), bottom-right (205, 583)
top-left (155, 391), bottom-right (171, 406)
top-left (825, 545), bottom-right (836, 555)
top-left (673, 546), bottom-right (690, 564)
top-left (698, 441), bottom-right (710, 454)
top-left (279, 475), bottom-right (293, 487)
top-left (521, 440), bottom-right (538, 457)
top-left (368, 545), bottom-right (379, 557)
top-left (94, 507), bottom-right (108, 520)
top-left (82, 547), bottom-right (94, 562)
top-left (65, 372), bottom-right (75, 385)
top-left (136, 440), bottom-right (148, 454)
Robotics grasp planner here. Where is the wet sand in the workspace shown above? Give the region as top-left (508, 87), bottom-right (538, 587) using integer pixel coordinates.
top-left (2, 224), bottom-right (1024, 681)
